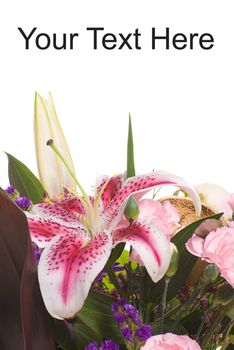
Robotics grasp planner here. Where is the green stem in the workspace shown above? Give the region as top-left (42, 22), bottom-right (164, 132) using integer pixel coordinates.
top-left (195, 305), bottom-right (214, 341)
top-left (171, 283), bottom-right (204, 332)
top-left (202, 301), bottom-right (234, 349)
top-left (201, 308), bottom-right (225, 349)
top-left (220, 321), bottom-right (234, 350)
top-left (106, 264), bottom-right (127, 300)
top-left (160, 277), bottom-right (170, 332)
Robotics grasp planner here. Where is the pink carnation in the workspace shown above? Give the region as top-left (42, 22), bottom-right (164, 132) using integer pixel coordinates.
top-left (137, 199), bottom-right (180, 239)
top-left (186, 226), bottom-right (234, 287)
top-left (141, 333), bottom-right (201, 350)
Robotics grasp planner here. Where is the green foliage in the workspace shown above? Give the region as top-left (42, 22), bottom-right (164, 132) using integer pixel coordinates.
top-left (126, 114), bottom-right (135, 178)
top-left (7, 153), bottom-right (46, 203)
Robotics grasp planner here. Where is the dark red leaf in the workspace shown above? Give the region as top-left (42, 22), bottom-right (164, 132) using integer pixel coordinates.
top-left (0, 189), bottom-right (55, 350)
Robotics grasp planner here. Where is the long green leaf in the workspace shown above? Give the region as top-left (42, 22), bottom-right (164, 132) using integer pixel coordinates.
top-left (126, 114), bottom-right (135, 178)
top-left (7, 153), bottom-right (46, 204)
top-left (77, 291), bottom-right (123, 346)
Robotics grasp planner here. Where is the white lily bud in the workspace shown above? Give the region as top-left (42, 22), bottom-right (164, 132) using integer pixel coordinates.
top-left (34, 92), bottom-right (76, 197)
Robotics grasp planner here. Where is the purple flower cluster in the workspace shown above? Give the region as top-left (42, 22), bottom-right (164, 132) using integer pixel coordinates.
top-left (5, 185), bottom-right (32, 211)
top-left (112, 299), bottom-right (152, 346)
top-left (15, 196), bottom-right (32, 210)
top-left (85, 340), bottom-right (119, 350)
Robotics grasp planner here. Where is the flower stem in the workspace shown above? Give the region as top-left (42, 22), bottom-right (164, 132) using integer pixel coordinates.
top-left (201, 308), bottom-right (225, 349)
top-left (160, 277), bottom-right (170, 332)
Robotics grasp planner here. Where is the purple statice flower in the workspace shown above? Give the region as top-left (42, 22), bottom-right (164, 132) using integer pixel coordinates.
top-left (101, 340), bottom-right (120, 350)
top-left (5, 185), bottom-right (16, 195)
top-left (135, 324), bottom-right (152, 341)
top-left (112, 303), bottom-right (119, 313)
top-left (85, 342), bottom-right (99, 350)
top-left (113, 312), bottom-right (127, 324)
top-left (15, 196), bottom-right (32, 210)
top-left (121, 326), bottom-right (134, 344)
top-left (123, 304), bottom-right (141, 324)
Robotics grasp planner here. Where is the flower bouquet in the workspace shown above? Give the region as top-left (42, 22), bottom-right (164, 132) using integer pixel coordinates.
top-left (1, 93), bottom-right (234, 350)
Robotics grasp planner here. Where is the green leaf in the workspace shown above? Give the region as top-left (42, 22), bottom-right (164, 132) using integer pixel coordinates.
top-left (143, 213), bottom-right (223, 307)
top-left (7, 153), bottom-right (46, 204)
top-left (153, 319), bottom-right (188, 335)
top-left (126, 114), bottom-right (135, 178)
top-left (77, 291), bottom-right (123, 346)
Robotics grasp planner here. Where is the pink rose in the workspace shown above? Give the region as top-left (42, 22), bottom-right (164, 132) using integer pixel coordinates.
top-left (186, 226), bottom-right (234, 287)
top-left (141, 333), bottom-right (201, 350)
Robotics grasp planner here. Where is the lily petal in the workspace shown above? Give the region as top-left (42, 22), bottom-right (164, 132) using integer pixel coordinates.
top-left (30, 201), bottom-right (80, 228)
top-left (113, 221), bottom-right (171, 282)
top-left (34, 92), bottom-right (76, 196)
top-left (104, 171), bottom-right (201, 230)
top-left (38, 231), bottom-right (112, 319)
top-left (27, 215), bottom-right (88, 248)
top-left (96, 175), bottom-right (124, 209)
top-left (196, 183), bottom-right (230, 214)
top-left (54, 196), bottom-right (87, 216)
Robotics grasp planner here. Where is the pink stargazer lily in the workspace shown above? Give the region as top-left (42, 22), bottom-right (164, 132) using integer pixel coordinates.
top-left (27, 171), bottom-right (201, 319)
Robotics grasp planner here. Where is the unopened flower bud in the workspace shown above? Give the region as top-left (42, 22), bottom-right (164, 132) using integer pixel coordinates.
top-left (124, 197), bottom-right (139, 221)
top-left (213, 284), bottom-right (234, 306)
top-left (166, 244), bottom-right (179, 278)
top-left (201, 264), bottom-right (219, 283)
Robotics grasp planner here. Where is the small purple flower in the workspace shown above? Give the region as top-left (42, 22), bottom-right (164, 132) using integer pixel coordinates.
top-left (123, 304), bottom-right (141, 324)
top-left (113, 312), bottom-right (127, 324)
top-left (112, 303), bottom-right (119, 313)
top-left (15, 196), bottom-right (32, 210)
top-left (135, 324), bottom-right (152, 341)
top-left (101, 340), bottom-right (120, 350)
top-left (85, 342), bottom-right (99, 350)
top-left (5, 185), bottom-right (15, 194)
top-left (121, 326), bottom-right (134, 344)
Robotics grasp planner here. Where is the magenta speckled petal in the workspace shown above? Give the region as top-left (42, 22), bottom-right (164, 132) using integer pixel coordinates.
top-left (113, 220), bottom-right (171, 283)
top-left (104, 171), bottom-right (201, 230)
top-left (38, 231), bottom-right (112, 319)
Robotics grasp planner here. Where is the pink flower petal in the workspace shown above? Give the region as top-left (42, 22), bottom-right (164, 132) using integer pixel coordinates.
top-left (54, 196), bottom-right (87, 216)
top-left (27, 215), bottom-right (88, 248)
top-left (30, 201), bottom-right (79, 227)
top-left (96, 174), bottom-right (124, 209)
top-left (38, 231), bottom-right (112, 319)
top-left (138, 199), bottom-right (180, 238)
top-left (186, 235), bottom-right (205, 258)
top-left (113, 220), bottom-right (171, 283)
top-left (104, 171), bottom-right (201, 230)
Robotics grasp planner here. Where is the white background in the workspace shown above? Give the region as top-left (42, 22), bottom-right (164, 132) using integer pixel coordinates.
top-left (0, 0), bottom-right (234, 193)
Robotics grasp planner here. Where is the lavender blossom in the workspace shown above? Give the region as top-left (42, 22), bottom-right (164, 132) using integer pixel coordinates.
top-left (5, 185), bottom-right (15, 194)
top-left (14, 196), bottom-right (32, 210)
top-left (101, 340), bottom-right (120, 350)
top-left (85, 342), bottom-right (99, 350)
top-left (135, 324), bottom-right (152, 341)
top-left (121, 326), bottom-right (134, 344)
top-left (113, 312), bottom-right (127, 324)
